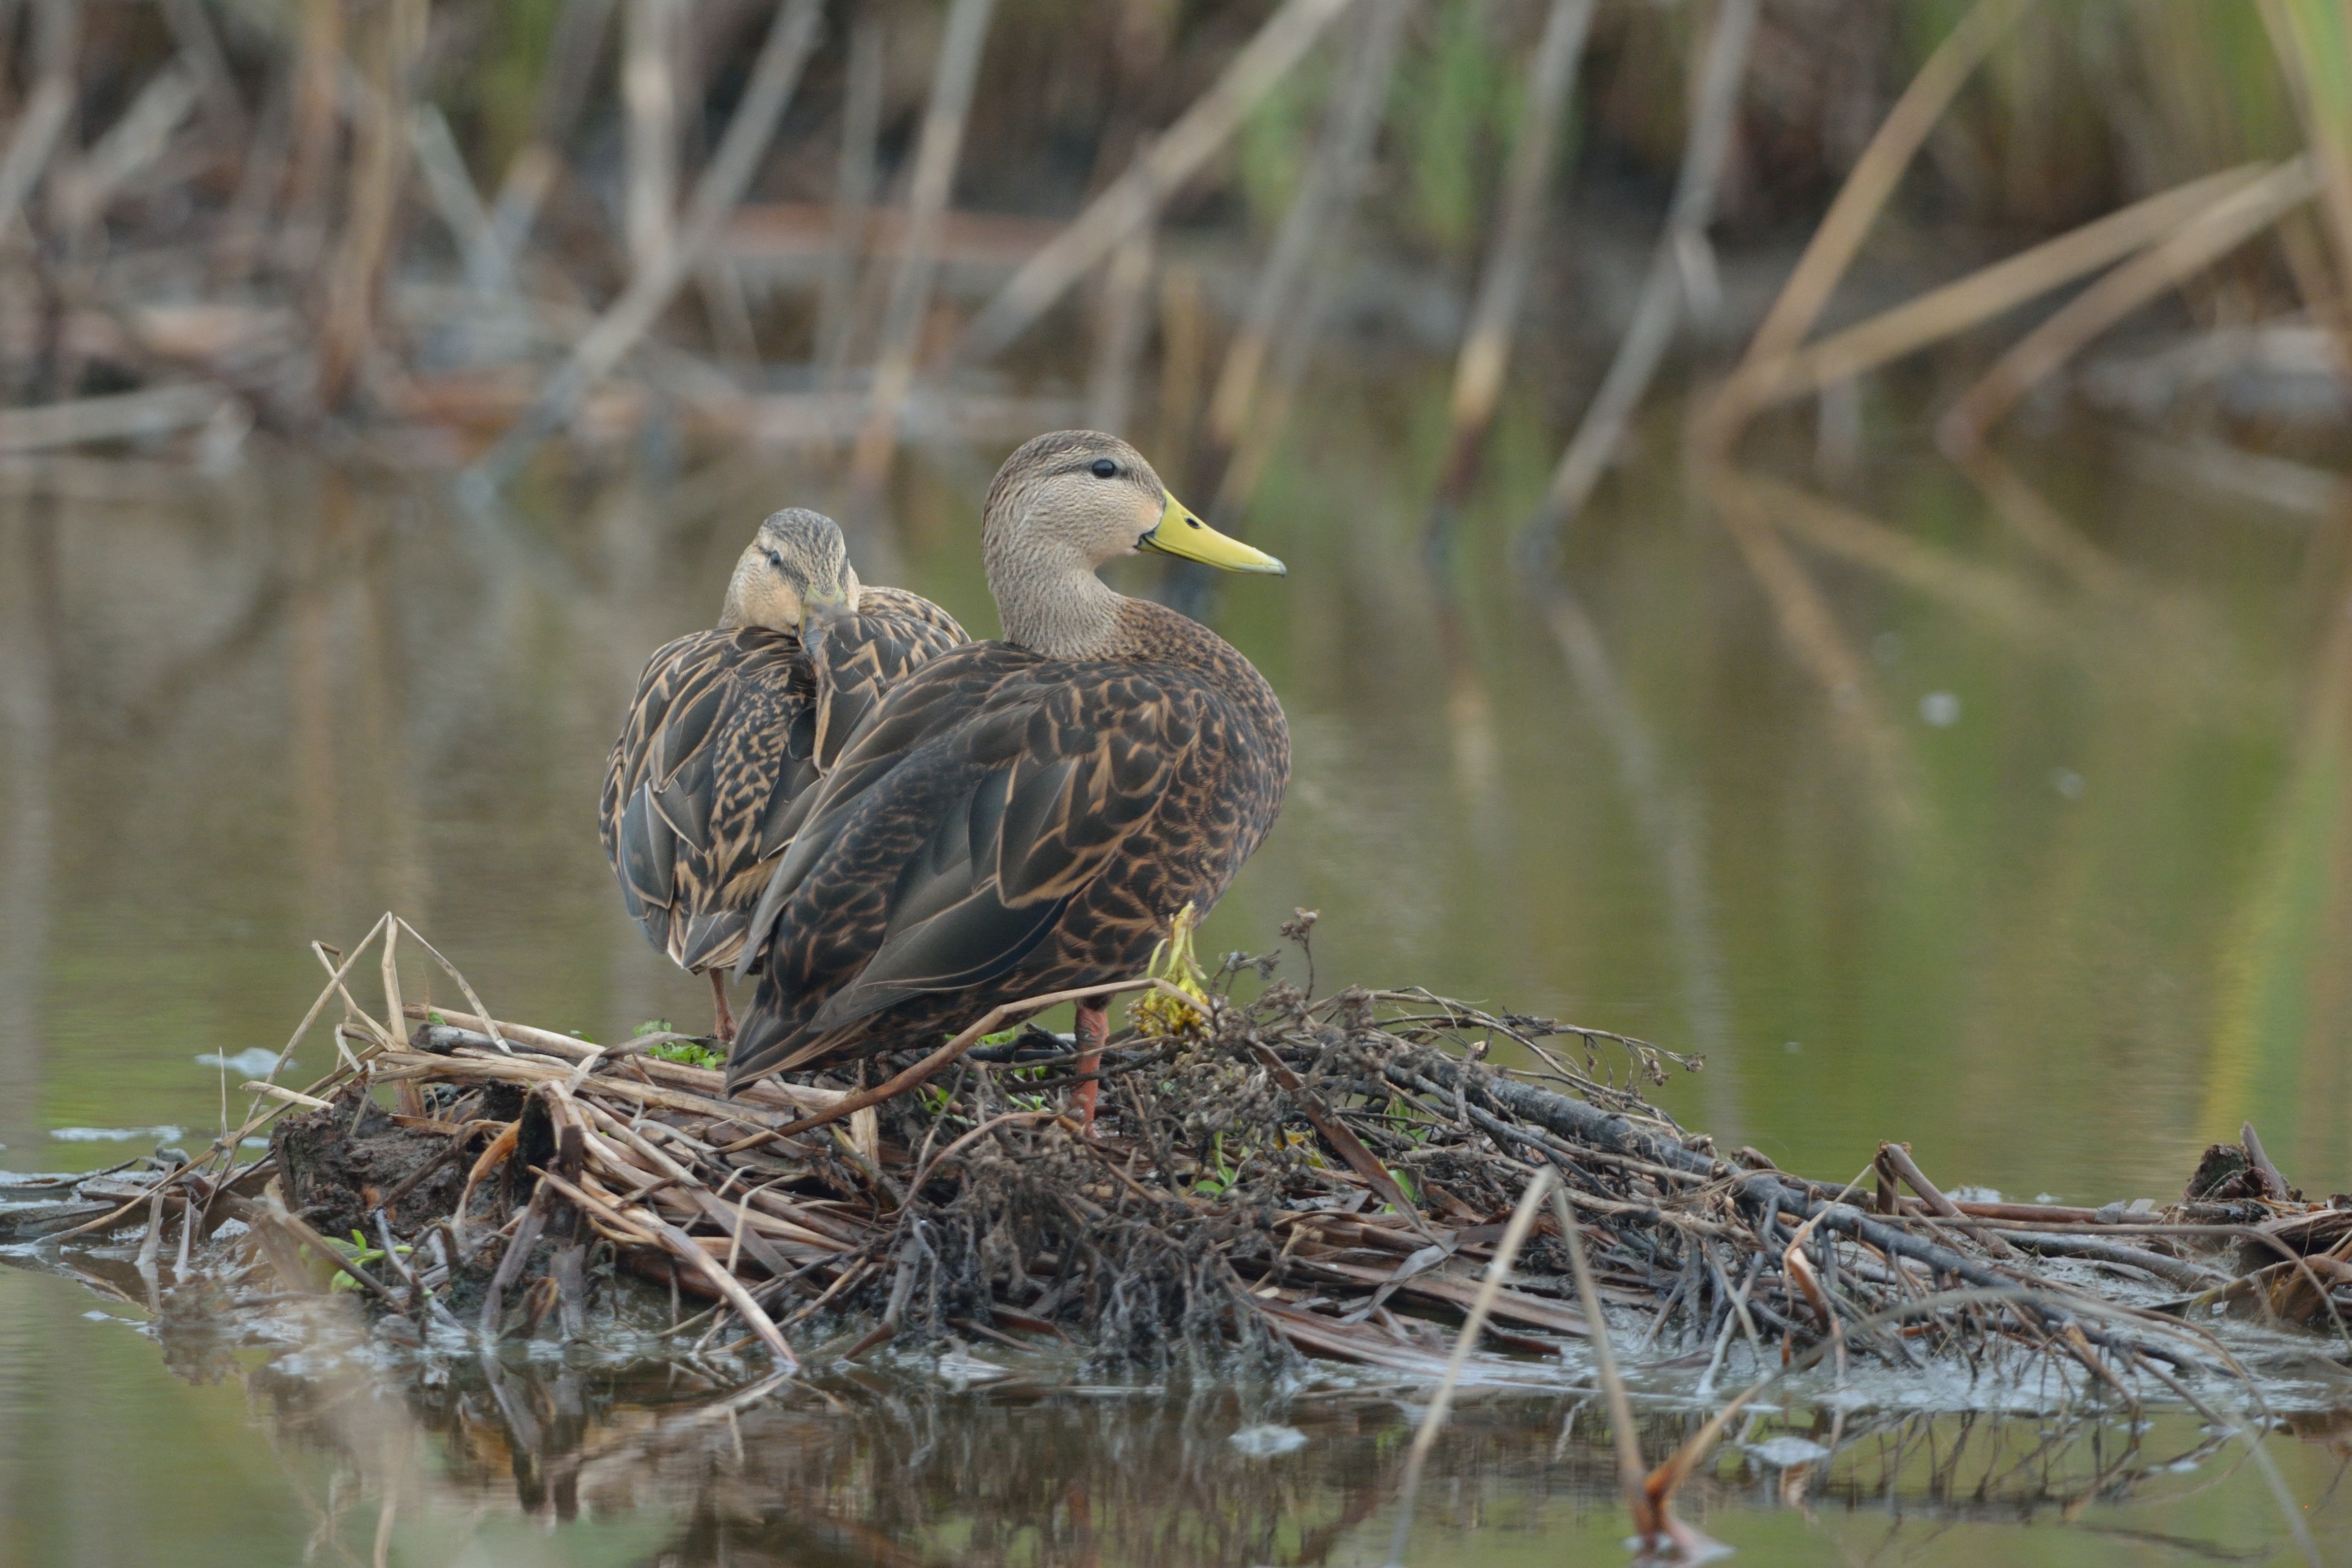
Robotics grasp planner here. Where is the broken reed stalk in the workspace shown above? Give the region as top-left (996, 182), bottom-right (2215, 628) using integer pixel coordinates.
top-left (815, 8), bottom-right (886, 386)
top-left (847, 0), bottom-right (998, 493)
top-left (955, 0), bottom-right (1352, 363)
top-left (1700, 0), bottom-right (2032, 453)
top-left (1518, 0), bottom-right (1759, 561)
top-left (464, 0), bottom-right (824, 495)
top-left (2261, 0), bottom-right (2352, 322)
top-left (1383, 1165), bottom-right (1557, 1568)
top-left (718, 975), bottom-right (1191, 1153)
top-left (1083, 216), bottom-right (1157, 437)
top-left (1425, 0), bottom-right (1597, 544)
top-left (1551, 1180), bottom-right (1665, 1550)
top-left (0, 0), bottom-right (81, 248)
top-left (489, 0), bottom-right (617, 258)
top-left (622, 0), bottom-right (682, 286)
top-left (1724, 163), bottom-right (2267, 423)
top-left (315, 0), bottom-right (427, 411)
top-left (1938, 157), bottom-right (2320, 453)
top-left (1195, 0), bottom-right (1407, 513)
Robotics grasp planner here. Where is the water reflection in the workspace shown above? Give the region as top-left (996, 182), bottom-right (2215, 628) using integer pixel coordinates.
top-left (6, 1252), bottom-right (2334, 1568)
top-left (8, 399), bottom-right (2352, 1559)
top-left (4, 393), bottom-right (2352, 1208)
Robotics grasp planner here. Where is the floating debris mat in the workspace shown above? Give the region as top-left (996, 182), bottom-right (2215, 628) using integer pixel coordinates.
top-left (13, 913), bottom-right (2351, 1400)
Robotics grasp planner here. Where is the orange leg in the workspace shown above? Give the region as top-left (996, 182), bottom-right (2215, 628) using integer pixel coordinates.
top-left (1073, 1000), bottom-right (1107, 1136)
top-left (708, 971), bottom-right (737, 1045)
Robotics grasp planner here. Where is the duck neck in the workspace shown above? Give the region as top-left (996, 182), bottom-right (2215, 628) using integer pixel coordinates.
top-left (988, 542), bottom-right (1125, 660)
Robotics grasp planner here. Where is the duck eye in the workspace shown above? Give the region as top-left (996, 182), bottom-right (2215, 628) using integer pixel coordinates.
top-left (1089, 458), bottom-right (1117, 479)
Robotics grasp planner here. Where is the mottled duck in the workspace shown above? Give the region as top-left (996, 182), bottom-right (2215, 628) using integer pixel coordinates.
top-left (601, 508), bottom-right (966, 1041)
top-left (727, 432), bottom-right (1290, 1129)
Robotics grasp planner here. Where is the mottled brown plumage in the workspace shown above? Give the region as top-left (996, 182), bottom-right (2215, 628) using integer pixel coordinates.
top-left (726, 432), bottom-right (1289, 1090)
top-left (600, 510), bottom-right (964, 1037)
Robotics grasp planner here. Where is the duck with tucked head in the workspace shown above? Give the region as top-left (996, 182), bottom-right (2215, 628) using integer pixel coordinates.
top-left (728, 431), bottom-right (1290, 1128)
top-left (602, 508), bottom-right (965, 1042)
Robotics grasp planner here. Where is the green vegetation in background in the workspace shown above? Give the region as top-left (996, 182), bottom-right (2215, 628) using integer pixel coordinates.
top-left (440, 0), bottom-right (573, 180)
top-left (1393, 0), bottom-right (1522, 259)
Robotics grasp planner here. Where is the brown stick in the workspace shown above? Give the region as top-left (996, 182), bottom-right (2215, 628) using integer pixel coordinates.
top-left (0, 0), bottom-right (81, 247)
top-left (1247, 1042), bottom-right (1428, 1234)
top-left (1720, 164), bottom-right (2265, 421)
top-left (1426, 0), bottom-right (1596, 532)
top-left (2240, 1120), bottom-right (2292, 1197)
top-left (814, 7), bottom-right (885, 385)
top-left (847, 0), bottom-right (999, 491)
top-left (716, 976), bottom-right (1190, 1153)
top-left (1384, 1167), bottom-right (1560, 1563)
top-left (1700, 0), bottom-right (2031, 451)
top-left (478, 1180), bottom-right (548, 1336)
top-left (1554, 1180), bottom-right (1670, 1550)
top-left (1519, 0), bottom-right (1758, 556)
top-left (316, 0), bottom-right (427, 409)
top-left (1195, 0), bottom-right (1407, 508)
top-left (488, 0), bottom-right (617, 257)
top-left (534, 1164), bottom-right (799, 1371)
top-left (465, 0), bottom-right (824, 492)
top-left (955, 0), bottom-right (1351, 362)
top-left (1937, 158), bottom-right (2318, 453)
top-left (1878, 1141), bottom-right (2022, 1259)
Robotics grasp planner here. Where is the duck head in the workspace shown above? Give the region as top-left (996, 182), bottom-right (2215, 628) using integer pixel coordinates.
top-left (719, 507), bottom-right (862, 634)
top-left (982, 430), bottom-right (1282, 657)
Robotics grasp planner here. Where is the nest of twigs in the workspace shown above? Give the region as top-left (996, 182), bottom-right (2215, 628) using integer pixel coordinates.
top-left (17, 914), bottom-right (2352, 1405)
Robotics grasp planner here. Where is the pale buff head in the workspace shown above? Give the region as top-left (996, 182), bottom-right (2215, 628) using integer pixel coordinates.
top-left (981, 430), bottom-right (1282, 658)
top-left (719, 508), bottom-right (862, 633)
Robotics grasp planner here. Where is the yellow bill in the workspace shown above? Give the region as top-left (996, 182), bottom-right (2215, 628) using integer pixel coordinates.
top-left (1137, 492), bottom-right (1286, 575)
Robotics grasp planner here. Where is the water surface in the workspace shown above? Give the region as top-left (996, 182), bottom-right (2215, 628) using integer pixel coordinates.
top-left (3, 381), bottom-right (2349, 1562)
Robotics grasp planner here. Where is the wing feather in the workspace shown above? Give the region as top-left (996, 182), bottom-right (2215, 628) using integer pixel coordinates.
top-left (738, 648), bottom-right (1205, 1045)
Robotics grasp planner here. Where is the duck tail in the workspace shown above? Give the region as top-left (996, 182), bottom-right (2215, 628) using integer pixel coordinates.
top-left (723, 988), bottom-right (803, 1094)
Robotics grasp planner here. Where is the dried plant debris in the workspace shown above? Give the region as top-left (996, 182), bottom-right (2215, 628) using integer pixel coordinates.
top-left (11, 918), bottom-right (2352, 1414)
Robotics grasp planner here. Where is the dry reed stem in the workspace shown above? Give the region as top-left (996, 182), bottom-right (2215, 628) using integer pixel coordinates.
top-left (54, 63), bottom-right (198, 238)
top-left (1733, 163), bottom-right (2268, 421)
top-left (955, 0), bottom-right (1352, 363)
top-left (815, 9), bottom-right (885, 385)
top-left (1426, 0), bottom-right (1597, 532)
top-left (392, 922), bottom-right (510, 1054)
top-left (1702, 0), bottom-right (2032, 451)
top-left (848, 0), bottom-right (998, 491)
top-left (316, 0), bottom-right (426, 409)
top-left (718, 975), bottom-right (1194, 1152)
top-left (488, 0), bottom-right (616, 258)
top-left (157, 0), bottom-right (246, 141)
top-left (1382, 1165), bottom-right (1556, 1567)
top-left (465, 0), bottom-right (824, 493)
top-left (1200, 0), bottom-right (1403, 487)
top-left (1198, 0), bottom-right (1407, 536)
top-left (622, 0), bottom-right (681, 285)
top-left (1520, 0), bottom-right (1758, 558)
top-left (0, 384), bottom-right (234, 454)
top-left (0, 0), bottom-right (81, 248)
top-left (535, 1163), bottom-right (800, 1371)
top-left (409, 105), bottom-right (524, 304)
top-left (1878, 1141), bottom-right (2023, 1258)
top-left (1084, 216), bottom-right (1156, 437)
top-left (1939, 157), bottom-right (2320, 452)
top-left (2260, 0), bottom-right (2352, 329)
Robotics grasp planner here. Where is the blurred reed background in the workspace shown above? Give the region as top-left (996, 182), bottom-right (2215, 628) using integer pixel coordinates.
top-left (0, 0), bottom-right (2334, 513)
